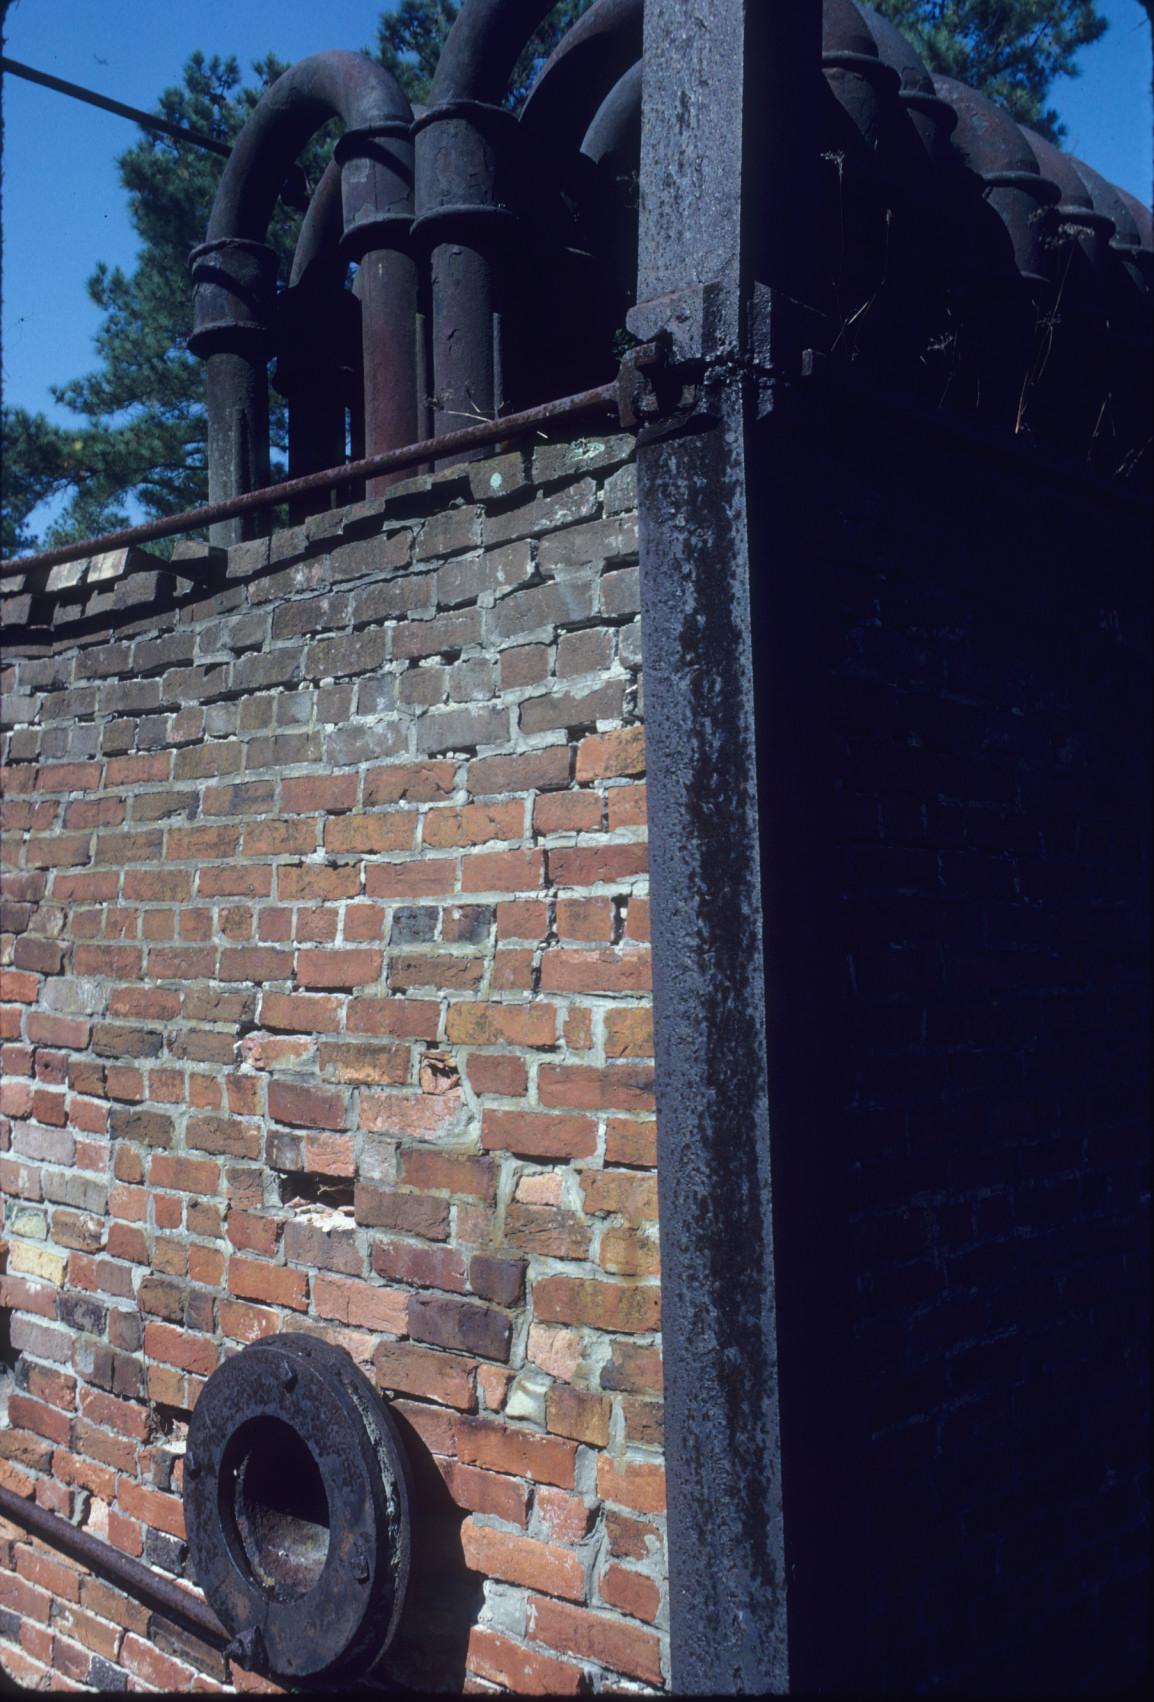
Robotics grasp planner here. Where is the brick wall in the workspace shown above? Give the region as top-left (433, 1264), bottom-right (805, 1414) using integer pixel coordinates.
top-left (0, 435), bottom-right (668, 1693)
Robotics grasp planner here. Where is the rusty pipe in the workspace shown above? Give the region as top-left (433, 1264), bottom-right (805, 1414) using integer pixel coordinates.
top-left (417, 0), bottom-right (563, 433)
top-left (0, 1483), bottom-right (228, 1652)
top-left (190, 53), bottom-right (416, 543)
top-left (0, 373), bottom-right (626, 581)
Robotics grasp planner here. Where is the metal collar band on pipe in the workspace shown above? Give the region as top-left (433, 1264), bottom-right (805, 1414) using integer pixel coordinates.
top-left (0, 377), bottom-right (623, 581)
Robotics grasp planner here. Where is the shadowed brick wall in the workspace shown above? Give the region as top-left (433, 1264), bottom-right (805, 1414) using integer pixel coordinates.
top-left (0, 435), bottom-right (667, 1694)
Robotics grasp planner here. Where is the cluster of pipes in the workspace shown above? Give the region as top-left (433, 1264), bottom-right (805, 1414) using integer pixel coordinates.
top-left (190, 0), bottom-right (1153, 540)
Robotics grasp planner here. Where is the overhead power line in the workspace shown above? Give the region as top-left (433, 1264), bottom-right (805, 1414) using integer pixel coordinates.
top-left (1, 55), bottom-right (232, 156)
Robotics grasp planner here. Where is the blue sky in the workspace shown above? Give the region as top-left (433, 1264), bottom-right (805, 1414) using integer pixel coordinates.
top-left (1, 0), bottom-right (1151, 439)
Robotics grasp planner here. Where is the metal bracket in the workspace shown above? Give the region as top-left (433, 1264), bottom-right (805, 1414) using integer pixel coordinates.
top-left (616, 333), bottom-right (703, 434)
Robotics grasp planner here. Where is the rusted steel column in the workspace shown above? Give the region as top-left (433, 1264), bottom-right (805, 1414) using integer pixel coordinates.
top-left (631, 1), bottom-right (820, 1691)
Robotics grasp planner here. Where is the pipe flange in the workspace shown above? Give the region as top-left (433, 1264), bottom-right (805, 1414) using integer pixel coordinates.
top-left (184, 1334), bottom-right (411, 1683)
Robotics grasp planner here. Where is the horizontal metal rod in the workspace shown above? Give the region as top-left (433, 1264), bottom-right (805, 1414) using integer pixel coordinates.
top-left (0, 379), bottom-right (624, 581)
top-left (0, 1481), bottom-right (228, 1651)
top-left (1, 56), bottom-right (232, 157)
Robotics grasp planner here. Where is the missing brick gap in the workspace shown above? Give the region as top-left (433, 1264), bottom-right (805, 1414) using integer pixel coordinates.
top-left (611, 896), bottom-right (628, 945)
top-left (279, 1171), bottom-right (356, 1213)
top-left (152, 1404), bottom-right (190, 1443)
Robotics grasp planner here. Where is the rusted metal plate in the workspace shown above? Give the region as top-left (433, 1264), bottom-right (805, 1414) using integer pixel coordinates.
top-left (184, 1334), bottom-right (411, 1682)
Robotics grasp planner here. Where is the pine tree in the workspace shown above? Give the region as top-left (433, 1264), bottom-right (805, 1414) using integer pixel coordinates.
top-left (876, 2), bottom-right (1107, 140)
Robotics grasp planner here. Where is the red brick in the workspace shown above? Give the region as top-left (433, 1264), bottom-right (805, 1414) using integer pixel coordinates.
top-left (461, 1520), bottom-right (584, 1601)
top-left (575, 727), bottom-right (646, 782)
top-left (604, 1007), bottom-right (653, 1058)
top-left (219, 947), bottom-right (293, 983)
top-left (548, 843), bottom-right (648, 888)
top-left (312, 1275), bottom-right (407, 1334)
top-left (466, 1624), bottom-right (586, 1695)
top-left (600, 1226), bottom-right (660, 1277)
top-left (398, 1149), bottom-right (497, 1201)
top-left (35, 760), bottom-right (102, 793)
top-left (456, 1416), bottom-right (577, 1489)
top-left (539, 1063), bottom-right (655, 1113)
top-left (579, 1171), bottom-right (659, 1224)
top-left (496, 899), bottom-right (550, 940)
top-left (364, 859), bottom-right (456, 899)
top-left (150, 1153), bottom-right (220, 1194)
top-left (118, 1478), bottom-right (186, 1539)
top-left (539, 947), bottom-right (651, 995)
top-left (355, 1184), bottom-right (451, 1238)
top-left (7, 1393), bottom-right (70, 1445)
top-left (281, 773), bottom-right (359, 814)
top-left (197, 864), bottom-right (273, 898)
top-left (121, 1631), bottom-right (198, 1690)
top-left (390, 952), bottom-right (485, 991)
top-left (15, 1545), bottom-right (81, 1603)
top-left (533, 1276), bottom-right (660, 1335)
top-left (360, 1087), bottom-right (464, 1140)
top-left (599, 1562), bottom-right (661, 1623)
top-left (555, 897), bottom-right (614, 941)
top-left (465, 1052), bottom-right (528, 1096)
top-left (78, 1387), bottom-right (152, 1440)
top-left (533, 791), bottom-right (603, 836)
top-left (302, 1132), bottom-right (356, 1176)
top-left (50, 1601), bottom-right (123, 1662)
top-left (277, 863), bottom-right (361, 901)
top-left (259, 991), bottom-right (342, 1033)
top-left (186, 1114), bottom-right (261, 1159)
top-left (422, 801), bottom-right (524, 848)
top-left (445, 1002), bottom-right (558, 1048)
top-left (441, 1460), bottom-right (529, 1526)
top-left (467, 746), bottom-right (571, 796)
top-left (528, 1595), bottom-right (663, 1685)
top-left (535, 1486), bottom-right (597, 1544)
top-left (324, 812), bottom-right (416, 854)
top-left (80, 1575), bottom-right (150, 1636)
top-left (482, 1109), bottom-right (597, 1161)
top-left (25, 1013), bottom-right (90, 1047)
top-left (229, 1258), bottom-right (308, 1312)
top-left (460, 849), bottom-right (543, 892)
top-left (267, 1079), bottom-right (348, 1130)
top-left (346, 996), bottom-right (440, 1039)
top-left (604, 1509), bottom-right (659, 1561)
top-left (297, 948), bottom-right (382, 989)
top-left (144, 1322), bottom-right (218, 1378)
top-left (243, 818), bottom-right (317, 857)
top-left (0, 1569), bottom-right (52, 1624)
top-left (219, 1299), bottom-right (280, 1344)
top-left (504, 1204), bottom-right (592, 1261)
top-left (317, 1041), bottom-right (409, 1085)
top-left (372, 1240), bottom-right (467, 1292)
top-left (596, 1456), bottom-right (666, 1514)
top-left (373, 1340), bottom-right (477, 1409)
top-left (546, 1385), bottom-right (611, 1447)
top-left (364, 760), bottom-right (457, 805)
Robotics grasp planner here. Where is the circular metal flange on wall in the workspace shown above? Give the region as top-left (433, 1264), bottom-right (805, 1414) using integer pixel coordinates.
top-left (184, 1333), bottom-right (411, 1683)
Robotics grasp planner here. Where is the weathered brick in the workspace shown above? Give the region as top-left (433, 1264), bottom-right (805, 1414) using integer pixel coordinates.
top-left (534, 1276), bottom-right (660, 1334)
top-left (527, 1595), bottom-right (662, 1685)
top-left (373, 1340), bottom-right (477, 1410)
top-left (408, 1293), bottom-right (512, 1362)
top-left (482, 1109), bottom-right (597, 1161)
top-left (461, 1521), bottom-right (584, 1600)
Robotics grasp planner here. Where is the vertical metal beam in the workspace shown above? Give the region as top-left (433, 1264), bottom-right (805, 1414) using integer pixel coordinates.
top-left (632, 2), bottom-right (819, 1691)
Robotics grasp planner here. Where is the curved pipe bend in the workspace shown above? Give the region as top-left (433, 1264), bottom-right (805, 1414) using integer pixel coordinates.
top-left (207, 50), bottom-right (413, 245)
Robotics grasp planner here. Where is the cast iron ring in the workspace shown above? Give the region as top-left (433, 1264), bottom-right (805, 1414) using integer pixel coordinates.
top-left (183, 1334), bottom-right (411, 1682)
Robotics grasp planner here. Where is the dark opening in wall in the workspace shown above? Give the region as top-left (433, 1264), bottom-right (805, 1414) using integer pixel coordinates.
top-left (221, 1415), bottom-right (331, 1603)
